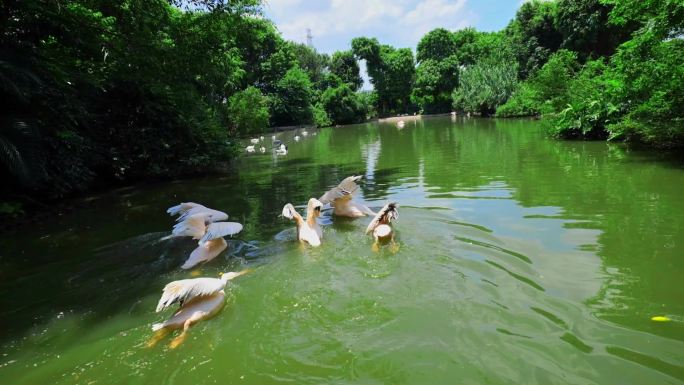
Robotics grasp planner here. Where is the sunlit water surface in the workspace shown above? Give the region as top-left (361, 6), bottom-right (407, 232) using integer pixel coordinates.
top-left (1, 117), bottom-right (683, 384)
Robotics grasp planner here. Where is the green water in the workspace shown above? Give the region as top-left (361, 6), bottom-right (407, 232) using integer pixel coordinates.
top-left (1, 117), bottom-right (683, 384)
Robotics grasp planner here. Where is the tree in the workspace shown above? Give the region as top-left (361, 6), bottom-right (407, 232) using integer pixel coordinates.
top-left (270, 67), bottom-right (314, 126)
top-left (320, 84), bottom-right (366, 125)
top-left (411, 56), bottom-right (459, 114)
top-left (417, 28), bottom-right (458, 63)
top-left (228, 86), bottom-right (269, 135)
top-left (329, 51), bottom-right (362, 91)
top-left (555, 0), bottom-right (630, 58)
top-left (352, 37), bottom-right (415, 116)
top-left (292, 43), bottom-right (330, 90)
top-left (505, 0), bottom-right (562, 78)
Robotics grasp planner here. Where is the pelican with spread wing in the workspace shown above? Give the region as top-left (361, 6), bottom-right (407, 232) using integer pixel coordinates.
top-left (165, 203), bottom-right (243, 269)
top-left (149, 270), bottom-right (250, 348)
top-left (366, 202), bottom-right (398, 250)
top-left (319, 175), bottom-right (375, 218)
top-left (282, 198), bottom-right (323, 247)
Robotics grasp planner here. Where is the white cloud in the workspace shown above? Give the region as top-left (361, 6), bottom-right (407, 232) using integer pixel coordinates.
top-left (265, 0), bottom-right (475, 53)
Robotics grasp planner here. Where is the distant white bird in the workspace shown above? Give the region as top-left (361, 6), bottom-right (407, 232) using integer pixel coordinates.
top-left (282, 198), bottom-right (323, 247)
top-left (260, 136), bottom-right (264, 140)
top-left (302, 131), bottom-right (308, 136)
top-left (396, 120), bottom-right (405, 128)
top-left (272, 135), bottom-right (276, 141)
top-left (294, 135), bottom-right (300, 141)
top-left (319, 175), bottom-right (375, 218)
top-left (250, 138), bottom-right (259, 144)
top-left (167, 202), bottom-right (228, 223)
top-left (366, 202), bottom-right (398, 249)
top-left (260, 146), bottom-right (266, 153)
top-left (150, 270), bottom-right (250, 348)
top-left (275, 143), bottom-right (288, 155)
top-left (246, 145), bottom-right (255, 153)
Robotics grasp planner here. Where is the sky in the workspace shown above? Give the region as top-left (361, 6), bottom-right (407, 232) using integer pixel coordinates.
top-left (262, 0), bottom-right (522, 54)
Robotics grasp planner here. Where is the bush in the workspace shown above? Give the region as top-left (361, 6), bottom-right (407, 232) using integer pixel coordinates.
top-left (546, 59), bottom-right (617, 139)
top-left (312, 103), bottom-right (332, 127)
top-left (452, 58), bottom-right (518, 115)
top-left (495, 83), bottom-right (540, 117)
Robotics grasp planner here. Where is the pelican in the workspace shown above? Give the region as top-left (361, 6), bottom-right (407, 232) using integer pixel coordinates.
top-left (259, 146), bottom-right (266, 153)
top-left (366, 202), bottom-right (398, 250)
top-left (246, 145), bottom-right (255, 153)
top-left (150, 270), bottom-right (250, 348)
top-left (319, 175), bottom-right (375, 218)
top-left (282, 198), bottom-right (323, 247)
top-left (275, 143), bottom-right (288, 155)
top-left (260, 136), bottom-right (264, 141)
top-left (272, 135), bottom-right (276, 141)
top-left (180, 238), bottom-right (228, 270)
top-left (396, 120), bottom-right (405, 128)
top-left (302, 131), bottom-right (308, 136)
top-left (167, 202), bottom-right (228, 223)
top-left (294, 135), bottom-right (300, 141)
top-left (250, 138), bottom-right (259, 144)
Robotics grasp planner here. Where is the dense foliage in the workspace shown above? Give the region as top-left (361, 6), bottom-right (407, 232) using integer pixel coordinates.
top-left (1, 0), bottom-right (370, 207)
top-left (2, 0), bottom-right (682, 211)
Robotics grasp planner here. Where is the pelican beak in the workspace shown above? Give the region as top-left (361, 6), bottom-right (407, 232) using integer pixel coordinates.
top-left (236, 268), bottom-right (253, 277)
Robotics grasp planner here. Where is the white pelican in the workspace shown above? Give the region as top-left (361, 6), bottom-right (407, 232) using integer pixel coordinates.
top-left (272, 135), bottom-right (276, 141)
top-left (282, 198), bottom-right (323, 247)
top-left (302, 131), bottom-right (308, 136)
top-left (246, 145), bottom-right (255, 153)
top-left (180, 238), bottom-right (227, 270)
top-left (171, 214), bottom-right (238, 239)
top-left (250, 138), bottom-right (259, 144)
top-left (319, 175), bottom-right (375, 218)
top-left (150, 270), bottom-right (250, 348)
top-left (260, 146), bottom-right (266, 153)
top-left (275, 143), bottom-right (288, 155)
top-left (167, 202), bottom-right (228, 223)
top-left (260, 136), bottom-right (264, 141)
top-left (294, 135), bottom-right (300, 141)
top-left (366, 202), bottom-right (398, 250)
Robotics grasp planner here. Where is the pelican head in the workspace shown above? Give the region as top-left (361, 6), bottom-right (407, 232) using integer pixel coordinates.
top-left (307, 198), bottom-right (323, 217)
top-left (220, 269), bottom-right (252, 283)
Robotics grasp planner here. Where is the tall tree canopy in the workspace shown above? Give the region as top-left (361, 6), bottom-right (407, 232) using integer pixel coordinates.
top-left (351, 37), bottom-right (415, 116)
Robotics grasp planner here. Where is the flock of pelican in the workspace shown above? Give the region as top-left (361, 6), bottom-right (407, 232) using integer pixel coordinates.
top-left (149, 176), bottom-right (398, 348)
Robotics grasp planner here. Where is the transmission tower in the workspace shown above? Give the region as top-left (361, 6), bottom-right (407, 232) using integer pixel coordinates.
top-left (306, 28), bottom-right (313, 48)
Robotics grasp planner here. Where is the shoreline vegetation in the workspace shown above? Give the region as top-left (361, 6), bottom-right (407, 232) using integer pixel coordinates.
top-left (1, 0), bottom-right (682, 216)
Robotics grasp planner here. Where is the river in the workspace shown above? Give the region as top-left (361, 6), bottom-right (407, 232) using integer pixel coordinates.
top-left (1, 116), bottom-right (682, 384)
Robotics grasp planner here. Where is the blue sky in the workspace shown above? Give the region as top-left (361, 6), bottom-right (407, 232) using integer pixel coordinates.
top-left (263, 0), bottom-right (522, 54)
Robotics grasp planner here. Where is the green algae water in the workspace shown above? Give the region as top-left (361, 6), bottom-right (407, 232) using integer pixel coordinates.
top-left (1, 117), bottom-right (683, 384)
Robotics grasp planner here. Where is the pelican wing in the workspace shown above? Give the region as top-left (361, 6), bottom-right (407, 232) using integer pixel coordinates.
top-left (282, 203), bottom-right (303, 223)
top-left (167, 202), bottom-right (205, 216)
top-left (199, 222), bottom-right (243, 244)
top-left (365, 202), bottom-right (398, 234)
top-left (177, 206), bottom-right (228, 223)
top-left (319, 175), bottom-right (362, 204)
top-left (171, 214), bottom-right (207, 239)
top-left (156, 277), bottom-right (225, 312)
